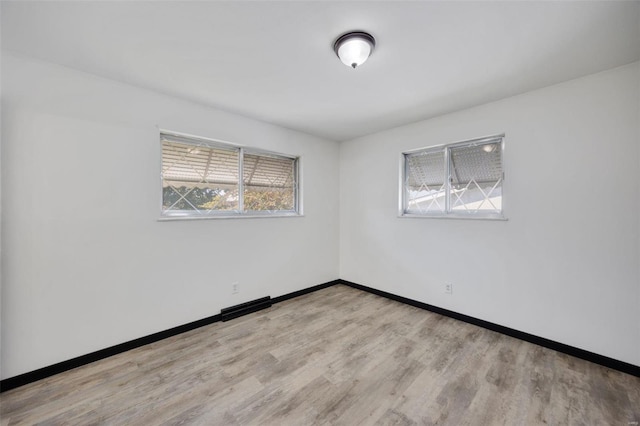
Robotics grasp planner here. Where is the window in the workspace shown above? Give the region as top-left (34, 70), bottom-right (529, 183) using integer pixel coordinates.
top-left (161, 132), bottom-right (299, 219)
top-left (401, 135), bottom-right (504, 219)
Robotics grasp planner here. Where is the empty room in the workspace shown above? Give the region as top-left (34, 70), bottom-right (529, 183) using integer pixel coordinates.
top-left (1, 1), bottom-right (639, 424)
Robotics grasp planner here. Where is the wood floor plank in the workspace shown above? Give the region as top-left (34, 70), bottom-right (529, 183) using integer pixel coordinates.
top-left (1, 284), bottom-right (638, 425)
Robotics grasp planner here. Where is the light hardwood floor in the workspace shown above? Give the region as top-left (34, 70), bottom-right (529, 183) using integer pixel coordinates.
top-left (1, 284), bottom-right (639, 425)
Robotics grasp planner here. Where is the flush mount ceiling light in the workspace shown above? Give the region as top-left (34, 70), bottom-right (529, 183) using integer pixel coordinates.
top-left (333, 31), bottom-right (376, 69)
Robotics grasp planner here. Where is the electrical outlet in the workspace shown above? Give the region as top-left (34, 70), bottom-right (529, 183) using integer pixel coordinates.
top-left (445, 283), bottom-right (453, 294)
top-left (232, 282), bottom-right (239, 294)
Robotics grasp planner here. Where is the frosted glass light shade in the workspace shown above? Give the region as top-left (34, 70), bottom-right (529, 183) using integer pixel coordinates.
top-left (334, 32), bottom-right (376, 69)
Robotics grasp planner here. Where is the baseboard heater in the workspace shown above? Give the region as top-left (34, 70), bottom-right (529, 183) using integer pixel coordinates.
top-left (220, 296), bottom-right (272, 321)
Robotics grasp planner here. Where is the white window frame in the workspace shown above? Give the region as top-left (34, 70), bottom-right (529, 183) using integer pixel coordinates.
top-left (160, 130), bottom-right (302, 220)
top-left (399, 134), bottom-right (506, 220)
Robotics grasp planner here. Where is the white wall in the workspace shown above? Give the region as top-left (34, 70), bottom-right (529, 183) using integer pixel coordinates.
top-left (0, 45), bottom-right (3, 376)
top-left (2, 53), bottom-right (637, 381)
top-left (340, 62), bottom-right (640, 366)
top-left (0, 53), bottom-right (340, 379)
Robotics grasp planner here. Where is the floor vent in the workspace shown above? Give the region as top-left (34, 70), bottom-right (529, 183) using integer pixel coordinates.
top-left (220, 296), bottom-right (272, 321)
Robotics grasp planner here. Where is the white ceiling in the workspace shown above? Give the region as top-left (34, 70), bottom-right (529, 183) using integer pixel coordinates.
top-left (2, 1), bottom-right (639, 141)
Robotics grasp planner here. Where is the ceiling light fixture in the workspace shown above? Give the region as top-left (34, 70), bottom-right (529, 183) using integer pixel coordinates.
top-left (333, 31), bottom-right (376, 69)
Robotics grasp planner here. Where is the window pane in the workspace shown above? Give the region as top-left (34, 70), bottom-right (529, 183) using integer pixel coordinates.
top-left (243, 153), bottom-right (296, 211)
top-left (405, 150), bottom-right (446, 213)
top-left (162, 140), bottom-right (239, 213)
top-left (449, 141), bottom-right (502, 212)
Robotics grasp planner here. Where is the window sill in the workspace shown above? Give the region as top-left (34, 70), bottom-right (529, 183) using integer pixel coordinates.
top-left (158, 213), bottom-right (304, 221)
top-left (399, 213), bottom-right (507, 221)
